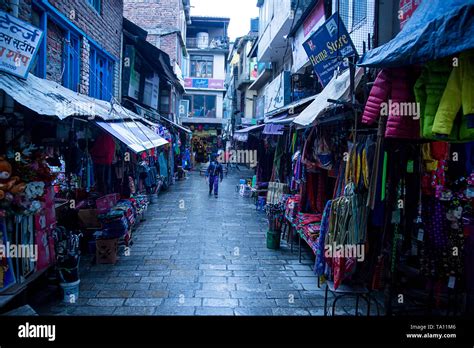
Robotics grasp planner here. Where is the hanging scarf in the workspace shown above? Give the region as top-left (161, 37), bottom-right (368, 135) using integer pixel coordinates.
top-left (314, 200), bottom-right (332, 276)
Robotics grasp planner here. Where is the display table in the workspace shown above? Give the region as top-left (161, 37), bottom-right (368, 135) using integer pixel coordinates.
top-left (283, 212), bottom-right (321, 263)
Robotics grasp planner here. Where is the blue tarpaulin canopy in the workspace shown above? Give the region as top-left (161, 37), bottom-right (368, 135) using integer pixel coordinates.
top-left (358, 0), bottom-right (474, 67)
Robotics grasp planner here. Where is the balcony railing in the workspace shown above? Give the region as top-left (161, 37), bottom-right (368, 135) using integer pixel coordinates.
top-left (186, 37), bottom-right (229, 50)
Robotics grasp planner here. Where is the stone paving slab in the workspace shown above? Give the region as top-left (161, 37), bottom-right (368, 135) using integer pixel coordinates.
top-left (36, 170), bottom-right (346, 316)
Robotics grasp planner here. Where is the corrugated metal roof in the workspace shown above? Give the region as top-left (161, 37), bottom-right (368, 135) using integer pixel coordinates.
top-left (234, 124), bottom-right (264, 134)
top-left (96, 121), bottom-right (168, 153)
top-left (0, 72), bottom-right (139, 121)
top-left (264, 94), bottom-right (317, 121)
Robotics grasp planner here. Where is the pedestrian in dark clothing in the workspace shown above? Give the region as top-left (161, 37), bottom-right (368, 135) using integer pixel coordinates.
top-left (206, 156), bottom-right (224, 198)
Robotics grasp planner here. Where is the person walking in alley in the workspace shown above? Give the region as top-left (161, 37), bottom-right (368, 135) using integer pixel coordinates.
top-left (206, 155), bottom-right (224, 198)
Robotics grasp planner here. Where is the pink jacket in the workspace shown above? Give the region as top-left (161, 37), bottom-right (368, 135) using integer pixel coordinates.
top-left (362, 68), bottom-right (420, 139)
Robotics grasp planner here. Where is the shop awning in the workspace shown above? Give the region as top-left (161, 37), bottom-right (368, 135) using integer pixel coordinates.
top-left (96, 121), bottom-right (168, 153)
top-left (160, 117), bottom-right (193, 134)
top-left (263, 124), bottom-right (284, 135)
top-left (293, 68), bottom-right (364, 128)
top-left (264, 95), bottom-right (317, 122)
top-left (358, 0), bottom-right (474, 67)
top-left (233, 124), bottom-right (264, 141)
top-left (0, 72), bottom-right (139, 121)
top-left (265, 115), bottom-right (297, 125)
top-left (235, 124), bottom-right (265, 134)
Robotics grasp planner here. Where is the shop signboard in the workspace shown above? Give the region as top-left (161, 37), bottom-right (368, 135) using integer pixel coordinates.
top-left (185, 78), bottom-right (225, 89)
top-left (304, 0), bottom-right (326, 36)
top-left (255, 95), bottom-right (265, 120)
top-left (179, 100), bottom-right (190, 118)
top-left (143, 73), bottom-right (159, 110)
top-left (123, 45), bottom-right (141, 100)
top-left (263, 71), bottom-right (290, 114)
top-left (293, 0), bottom-right (325, 73)
top-left (0, 10), bottom-right (44, 78)
top-left (399, 0), bottom-right (422, 29)
top-left (249, 57), bottom-right (258, 81)
top-left (303, 12), bottom-right (357, 87)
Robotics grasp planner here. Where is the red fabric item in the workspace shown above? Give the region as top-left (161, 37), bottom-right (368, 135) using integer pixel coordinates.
top-left (362, 68), bottom-right (420, 139)
top-left (316, 172), bottom-right (327, 213)
top-left (91, 134), bottom-right (116, 165)
top-left (306, 173), bottom-right (317, 212)
top-left (430, 141), bottom-right (449, 161)
top-left (333, 257), bottom-right (357, 290)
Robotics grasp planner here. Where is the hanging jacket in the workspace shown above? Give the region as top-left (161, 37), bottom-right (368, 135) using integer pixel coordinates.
top-left (206, 161), bottom-right (223, 180)
top-left (432, 50), bottom-right (474, 141)
top-left (362, 68), bottom-right (420, 139)
top-left (414, 58), bottom-right (458, 140)
top-left (90, 134), bottom-right (116, 165)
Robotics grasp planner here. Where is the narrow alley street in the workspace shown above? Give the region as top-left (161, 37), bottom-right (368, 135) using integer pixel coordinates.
top-left (36, 168), bottom-right (340, 316)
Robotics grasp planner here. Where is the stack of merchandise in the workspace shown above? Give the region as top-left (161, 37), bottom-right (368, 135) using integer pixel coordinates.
top-left (130, 195), bottom-right (149, 221)
top-left (284, 195), bottom-right (301, 223)
top-left (293, 213), bottom-right (322, 254)
top-left (113, 200), bottom-right (136, 228)
top-left (97, 210), bottom-right (129, 240)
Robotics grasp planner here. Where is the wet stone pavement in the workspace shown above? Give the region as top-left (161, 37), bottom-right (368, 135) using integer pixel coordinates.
top-left (37, 167), bottom-right (375, 316)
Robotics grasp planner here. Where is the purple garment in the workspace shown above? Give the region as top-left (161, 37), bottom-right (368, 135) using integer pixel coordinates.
top-left (314, 200), bottom-right (332, 276)
top-left (423, 196), bottom-right (449, 250)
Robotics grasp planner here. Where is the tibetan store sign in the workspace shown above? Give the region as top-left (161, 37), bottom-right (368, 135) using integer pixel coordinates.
top-left (185, 78), bottom-right (224, 90)
top-left (303, 12), bottom-right (357, 87)
top-left (0, 10), bottom-right (44, 78)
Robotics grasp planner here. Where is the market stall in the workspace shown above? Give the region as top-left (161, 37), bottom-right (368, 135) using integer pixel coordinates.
top-left (0, 72), bottom-right (167, 305)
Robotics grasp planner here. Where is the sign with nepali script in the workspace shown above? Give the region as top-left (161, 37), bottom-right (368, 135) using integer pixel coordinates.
top-left (0, 11), bottom-right (44, 78)
top-left (184, 78), bottom-right (224, 90)
top-left (303, 12), bottom-right (357, 87)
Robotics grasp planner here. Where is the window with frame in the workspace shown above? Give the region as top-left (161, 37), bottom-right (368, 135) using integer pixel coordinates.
top-left (190, 55), bottom-right (213, 78)
top-left (185, 94), bottom-right (217, 118)
top-left (160, 88), bottom-right (171, 114)
top-left (88, 0), bottom-right (101, 13)
top-left (31, 7), bottom-right (46, 78)
top-left (89, 47), bottom-right (114, 101)
top-left (64, 34), bottom-right (80, 92)
top-left (352, 0), bottom-right (367, 29)
top-left (338, 0), bottom-right (350, 29)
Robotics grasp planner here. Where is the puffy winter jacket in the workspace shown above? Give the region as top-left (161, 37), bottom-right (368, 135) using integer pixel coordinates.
top-left (362, 68), bottom-right (420, 139)
top-left (432, 50), bottom-right (474, 141)
top-left (414, 58), bottom-right (458, 140)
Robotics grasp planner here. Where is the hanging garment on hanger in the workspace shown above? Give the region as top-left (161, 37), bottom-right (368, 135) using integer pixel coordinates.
top-left (314, 200), bottom-right (332, 276)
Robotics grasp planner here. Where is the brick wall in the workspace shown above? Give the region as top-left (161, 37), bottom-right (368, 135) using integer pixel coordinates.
top-left (123, 0), bottom-right (181, 62)
top-left (158, 34), bottom-right (178, 63)
top-left (46, 21), bottom-right (64, 84)
top-left (0, 0), bottom-right (31, 23)
top-left (4, 1), bottom-right (122, 60)
top-left (48, 0), bottom-right (122, 59)
top-left (80, 38), bottom-right (90, 95)
top-left (3, 0), bottom-right (123, 98)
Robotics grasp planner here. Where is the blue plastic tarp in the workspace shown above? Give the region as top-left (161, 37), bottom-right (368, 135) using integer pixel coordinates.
top-left (358, 0), bottom-right (474, 67)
